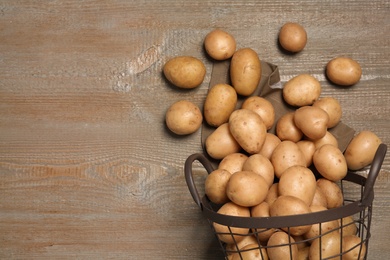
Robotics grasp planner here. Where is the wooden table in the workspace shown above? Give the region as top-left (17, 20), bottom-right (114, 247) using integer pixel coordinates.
top-left (0, 1), bottom-right (389, 259)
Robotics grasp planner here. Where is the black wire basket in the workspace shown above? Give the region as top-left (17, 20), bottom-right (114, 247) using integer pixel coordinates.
top-left (185, 143), bottom-right (387, 260)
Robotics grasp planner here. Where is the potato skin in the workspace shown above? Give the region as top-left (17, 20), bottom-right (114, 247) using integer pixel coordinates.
top-left (313, 144), bottom-right (348, 182)
top-left (271, 140), bottom-right (306, 178)
top-left (278, 22), bottom-right (307, 53)
top-left (294, 106), bottom-right (329, 141)
top-left (242, 96), bottom-right (275, 130)
top-left (326, 57), bottom-right (362, 86)
top-left (230, 48), bottom-right (262, 96)
top-left (163, 56), bottom-right (206, 89)
top-left (205, 169), bottom-right (231, 204)
top-left (205, 123), bottom-right (241, 160)
top-left (204, 29), bottom-right (236, 60)
top-left (276, 112), bottom-right (303, 142)
top-left (283, 74), bottom-right (321, 107)
top-left (165, 100), bottom-right (203, 135)
top-left (313, 97), bottom-right (342, 128)
top-left (267, 231), bottom-right (298, 260)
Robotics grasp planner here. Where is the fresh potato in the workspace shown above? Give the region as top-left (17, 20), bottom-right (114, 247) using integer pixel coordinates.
top-left (231, 244), bottom-right (269, 260)
top-left (230, 48), bottom-right (262, 96)
top-left (276, 112), bottom-right (303, 142)
top-left (339, 216), bottom-right (357, 237)
top-left (205, 169), bottom-right (232, 204)
top-left (163, 56), bottom-right (206, 89)
top-left (242, 96), bottom-right (275, 130)
top-left (344, 130), bottom-right (382, 170)
top-left (165, 100), bottom-right (203, 135)
top-left (313, 144), bottom-right (348, 182)
top-left (316, 178), bottom-right (343, 209)
top-left (326, 57), bottom-right (362, 86)
top-left (229, 109), bottom-right (267, 154)
top-left (296, 140), bottom-right (316, 167)
top-left (205, 123), bottom-right (242, 160)
top-left (283, 74), bottom-right (321, 107)
top-left (242, 154), bottom-right (275, 187)
top-left (204, 29), bottom-right (236, 60)
top-left (267, 231), bottom-right (298, 260)
top-left (309, 231), bottom-right (341, 260)
top-left (251, 202), bottom-right (276, 242)
top-left (265, 183), bottom-right (279, 206)
top-left (312, 131), bottom-right (338, 150)
top-left (204, 83), bottom-right (237, 127)
top-left (342, 235), bottom-right (366, 260)
top-left (293, 235), bottom-right (310, 250)
top-left (226, 235), bottom-right (259, 255)
top-left (310, 186), bottom-right (328, 208)
top-left (259, 133), bottom-right (282, 160)
top-left (271, 140), bottom-right (306, 178)
top-left (218, 152), bottom-right (248, 174)
top-left (294, 106), bottom-right (329, 140)
top-left (278, 22), bottom-right (307, 53)
top-left (304, 205), bottom-right (340, 242)
top-left (298, 246), bottom-right (310, 260)
top-left (313, 97), bottom-right (342, 128)
top-left (226, 171), bottom-right (269, 207)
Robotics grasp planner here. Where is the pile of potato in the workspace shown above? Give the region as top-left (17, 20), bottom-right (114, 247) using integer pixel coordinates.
top-left (164, 25), bottom-right (382, 260)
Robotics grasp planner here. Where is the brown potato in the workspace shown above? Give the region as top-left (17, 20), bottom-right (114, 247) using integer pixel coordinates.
top-left (278, 22), bottom-right (307, 53)
top-left (230, 48), bottom-right (262, 96)
top-left (342, 235), bottom-right (366, 260)
top-left (339, 216), bottom-right (357, 237)
top-left (298, 246), bottom-right (310, 260)
top-left (204, 83), bottom-right (238, 127)
top-left (326, 57), bottom-right (362, 86)
top-left (294, 106), bottom-right (329, 141)
top-left (310, 186), bottom-right (328, 208)
top-left (165, 100), bottom-right (203, 135)
top-left (316, 178), bottom-right (343, 209)
top-left (231, 244), bottom-right (269, 260)
top-left (312, 131), bottom-right (338, 150)
top-left (204, 29), bottom-right (236, 60)
top-left (313, 144), bottom-right (347, 182)
top-left (283, 74), bottom-right (321, 107)
top-left (163, 56), bottom-right (206, 89)
top-left (225, 235), bottom-right (259, 255)
top-left (296, 140), bottom-right (316, 167)
top-left (218, 152), bottom-right (248, 174)
top-left (267, 231), bottom-right (298, 260)
top-left (242, 96), bottom-right (275, 130)
top-left (205, 123), bottom-right (242, 160)
top-left (242, 154), bottom-right (275, 187)
top-left (265, 183), bottom-right (279, 206)
top-left (259, 133), bottom-right (282, 160)
top-left (205, 169), bottom-right (232, 204)
top-left (303, 205), bottom-right (340, 242)
top-left (276, 112), bottom-right (303, 142)
top-left (309, 231), bottom-right (341, 260)
top-left (251, 202), bottom-right (276, 242)
top-left (271, 140), bottom-right (306, 178)
top-left (313, 97), bottom-right (342, 128)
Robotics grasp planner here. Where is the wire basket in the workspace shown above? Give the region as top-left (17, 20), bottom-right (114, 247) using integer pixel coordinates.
top-left (185, 143), bottom-right (387, 260)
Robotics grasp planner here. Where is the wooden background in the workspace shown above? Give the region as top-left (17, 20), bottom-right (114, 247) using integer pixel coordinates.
top-left (0, 1), bottom-right (389, 259)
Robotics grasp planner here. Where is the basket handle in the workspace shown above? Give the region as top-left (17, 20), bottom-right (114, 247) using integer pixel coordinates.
top-left (184, 153), bottom-right (215, 208)
top-left (361, 143), bottom-right (387, 206)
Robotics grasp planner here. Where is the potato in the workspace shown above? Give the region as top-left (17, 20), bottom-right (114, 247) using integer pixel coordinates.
top-left (344, 130), bottom-right (382, 170)
top-left (309, 231), bottom-right (341, 260)
top-left (283, 74), bottom-right (321, 107)
top-left (218, 152), bottom-right (248, 174)
top-left (230, 48), bottom-right (262, 96)
top-left (276, 112), bottom-right (303, 142)
top-left (312, 131), bottom-right (338, 150)
top-left (313, 97), bottom-right (342, 128)
top-left (163, 56), bottom-right (206, 89)
top-left (316, 178), bottom-right (343, 209)
top-left (226, 235), bottom-right (259, 255)
top-left (271, 140), bottom-right (306, 178)
top-left (267, 231), bottom-right (298, 260)
top-left (293, 235), bottom-right (310, 250)
top-left (205, 123), bottom-right (242, 160)
top-left (296, 140), bottom-right (316, 167)
top-left (342, 235), bottom-right (366, 260)
top-left (310, 186), bottom-right (328, 208)
top-left (303, 205), bottom-right (340, 242)
top-left (278, 165), bottom-right (317, 206)
top-left (251, 202), bottom-right (276, 242)
top-left (294, 106), bottom-right (329, 140)
top-left (269, 195), bottom-right (312, 236)
top-left (259, 133), bottom-right (282, 160)
top-left (204, 29), bottom-right (236, 60)
top-left (229, 109), bottom-right (267, 154)
top-left (339, 216), bottom-right (357, 237)
top-left (326, 57), bottom-right (362, 86)
top-left (313, 144), bottom-right (348, 181)
top-left (242, 154), bottom-right (275, 187)
top-left (226, 171), bottom-right (269, 207)
top-left (298, 246), bottom-right (310, 260)
top-left (231, 244), bottom-right (269, 260)
top-left (204, 83), bottom-right (238, 127)
top-left (205, 169), bottom-right (231, 204)
top-left (242, 96), bottom-right (275, 130)
top-left (278, 22), bottom-right (307, 53)
top-left (213, 202), bottom-right (250, 244)
top-left (165, 100), bottom-right (203, 135)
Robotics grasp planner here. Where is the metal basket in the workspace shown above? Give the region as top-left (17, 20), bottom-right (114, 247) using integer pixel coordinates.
top-left (185, 143), bottom-right (387, 259)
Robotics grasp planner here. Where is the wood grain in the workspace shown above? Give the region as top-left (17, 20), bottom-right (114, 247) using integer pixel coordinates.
top-left (0, 1), bottom-right (389, 259)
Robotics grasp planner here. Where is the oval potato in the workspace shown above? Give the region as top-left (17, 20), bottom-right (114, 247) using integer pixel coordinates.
top-left (242, 96), bottom-right (275, 130)
top-left (313, 144), bottom-right (348, 182)
top-left (242, 153), bottom-right (275, 187)
top-left (294, 106), bottom-right (329, 140)
top-left (267, 231), bottom-right (298, 260)
top-left (205, 123), bottom-right (242, 160)
top-left (204, 29), bottom-right (236, 60)
top-left (278, 22), bottom-right (307, 53)
top-left (259, 133), bottom-right (282, 160)
top-left (205, 169), bottom-right (232, 204)
top-left (283, 74), bottom-right (321, 107)
top-left (326, 57), bottom-right (362, 86)
top-left (165, 100), bottom-right (203, 135)
top-left (313, 97), bottom-right (342, 128)
top-left (271, 140), bottom-right (306, 178)
top-left (218, 152), bottom-right (248, 174)
top-left (276, 112), bottom-right (303, 142)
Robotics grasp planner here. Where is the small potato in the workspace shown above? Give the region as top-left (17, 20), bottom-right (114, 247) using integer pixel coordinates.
top-left (251, 202), bottom-right (276, 242)
top-left (326, 57), bottom-right (362, 86)
top-left (204, 29), bottom-right (236, 60)
top-left (278, 22), bottom-right (307, 53)
top-left (312, 131), bottom-right (339, 150)
top-left (313, 144), bottom-right (348, 182)
top-left (267, 231), bottom-right (298, 260)
top-left (259, 133), bottom-right (282, 160)
top-left (293, 235), bottom-right (310, 250)
top-left (231, 244), bottom-right (268, 260)
top-left (204, 83), bottom-right (238, 127)
top-left (313, 97), bottom-right (342, 128)
top-left (165, 100), bottom-right (203, 135)
top-left (298, 246), bottom-right (310, 260)
top-left (265, 183), bottom-right (279, 206)
top-left (316, 178), bottom-right (343, 209)
top-left (242, 96), bottom-right (275, 130)
top-left (226, 235), bottom-right (259, 255)
top-left (342, 235), bottom-right (366, 260)
top-left (205, 123), bottom-right (242, 160)
top-left (218, 152), bottom-right (248, 174)
top-left (294, 106), bottom-right (329, 141)
top-left (230, 48), bottom-right (262, 96)
top-left (283, 74), bottom-right (321, 107)
top-left (309, 231), bottom-right (341, 260)
top-left (205, 169), bottom-right (232, 204)
top-left (229, 109), bottom-right (267, 154)
top-left (276, 112), bottom-right (303, 142)
top-left (310, 186), bottom-right (328, 208)
top-left (339, 216), bottom-right (357, 237)
top-left (213, 202), bottom-right (250, 244)
top-left (344, 130), bottom-right (382, 170)
top-left (226, 171), bottom-right (269, 207)
top-left (296, 140), bottom-right (316, 167)
top-left (304, 205), bottom-right (340, 242)
top-left (163, 56), bottom-right (206, 89)
top-left (271, 140), bottom-right (307, 178)
top-left (242, 154), bottom-right (275, 187)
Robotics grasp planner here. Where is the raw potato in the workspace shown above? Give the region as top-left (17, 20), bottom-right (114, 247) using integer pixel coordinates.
top-left (231, 244), bottom-right (269, 260)
top-left (265, 183), bottom-right (279, 206)
top-left (229, 109), bottom-right (267, 154)
top-left (225, 235), bottom-right (258, 255)
top-left (304, 205), bottom-right (340, 242)
top-left (296, 140), bottom-right (316, 167)
top-left (310, 186), bottom-right (328, 208)
top-left (213, 202), bottom-right (250, 244)
top-left (294, 106), bottom-right (329, 140)
top-left (218, 152), bottom-right (248, 174)
top-left (204, 29), bottom-right (236, 60)
top-left (230, 48), bottom-right (262, 96)
top-left (316, 178), bottom-right (343, 209)
top-left (313, 144), bottom-right (348, 182)
top-left (226, 171), bottom-right (269, 207)
top-left (312, 131), bottom-right (338, 150)
top-left (313, 97), bottom-right (342, 128)
top-left (163, 56), bottom-right (206, 89)
top-left (283, 74), bottom-right (321, 107)
top-left (271, 140), bottom-right (306, 178)
top-left (251, 202), bottom-right (276, 242)
top-left (339, 216), bottom-right (357, 237)
top-left (165, 100), bottom-right (203, 135)
top-left (309, 231), bottom-right (341, 260)
top-left (204, 83), bottom-right (238, 127)
top-left (205, 169), bottom-right (232, 204)
top-left (267, 231), bottom-right (298, 260)
top-left (259, 133), bottom-right (282, 160)
top-left (344, 130), bottom-right (382, 170)
top-left (326, 57), bottom-right (362, 86)
top-left (278, 22), bottom-right (307, 53)
top-left (205, 123), bottom-right (241, 160)
top-left (242, 154), bottom-right (275, 187)
top-left (342, 235), bottom-right (366, 260)
top-left (276, 112), bottom-right (303, 142)
top-left (298, 246), bottom-right (310, 260)
top-left (242, 96), bottom-right (275, 130)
